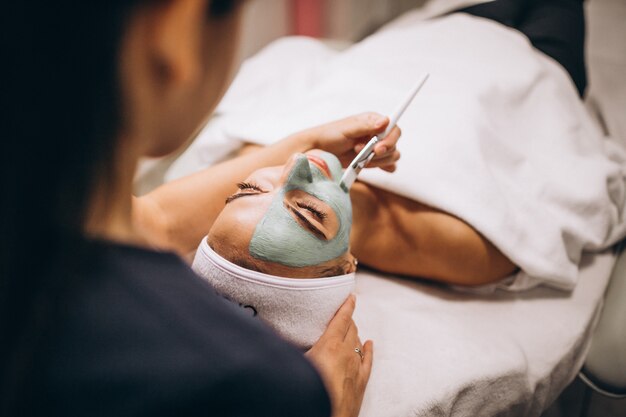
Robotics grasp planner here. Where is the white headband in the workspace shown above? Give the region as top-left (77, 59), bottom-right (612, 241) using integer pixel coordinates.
top-left (192, 238), bottom-right (355, 349)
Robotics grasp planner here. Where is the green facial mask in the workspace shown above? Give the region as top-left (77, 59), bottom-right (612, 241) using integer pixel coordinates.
top-left (249, 152), bottom-right (352, 267)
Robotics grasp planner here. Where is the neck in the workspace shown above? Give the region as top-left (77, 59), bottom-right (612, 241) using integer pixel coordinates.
top-left (84, 134), bottom-right (145, 246)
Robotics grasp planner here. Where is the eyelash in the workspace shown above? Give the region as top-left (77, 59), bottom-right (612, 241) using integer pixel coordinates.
top-left (237, 182), bottom-right (263, 192)
top-left (296, 201), bottom-right (327, 220)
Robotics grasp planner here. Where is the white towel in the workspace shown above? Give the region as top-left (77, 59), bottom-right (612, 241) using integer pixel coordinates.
top-left (178, 13), bottom-right (626, 291)
top-left (191, 238), bottom-right (355, 349)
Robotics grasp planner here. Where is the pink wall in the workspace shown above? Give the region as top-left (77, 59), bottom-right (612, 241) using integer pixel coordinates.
top-left (292, 0), bottom-right (325, 37)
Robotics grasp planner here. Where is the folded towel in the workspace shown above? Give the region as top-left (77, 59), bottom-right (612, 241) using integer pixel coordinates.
top-left (192, 238), bottom-right (355, 349)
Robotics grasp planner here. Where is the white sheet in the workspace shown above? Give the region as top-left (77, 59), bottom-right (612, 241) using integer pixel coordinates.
top-left (169, 13), bottom-right (626, 291)
top-left (354, 249), bottom-right (615, 417)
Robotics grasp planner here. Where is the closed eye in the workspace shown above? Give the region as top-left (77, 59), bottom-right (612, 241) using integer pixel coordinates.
top-left (287, 203), bottom-right (327, 240)
top-left (296, 201), bottom-right (327, 221)
top-left (225, 181), bottom-right (266, 204)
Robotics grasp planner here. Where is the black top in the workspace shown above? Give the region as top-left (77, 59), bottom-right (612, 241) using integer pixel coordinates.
top-left (27, 241), bottom-right (330, 416)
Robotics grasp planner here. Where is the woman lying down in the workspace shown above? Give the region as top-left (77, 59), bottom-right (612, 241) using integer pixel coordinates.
top-left (203, 151), bottom-right (527, 347)
top-left (136, 114), bottom-right (516, 348)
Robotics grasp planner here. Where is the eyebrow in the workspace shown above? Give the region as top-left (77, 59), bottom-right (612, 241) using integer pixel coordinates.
top-left (287, 204), bottom-right (328, 240)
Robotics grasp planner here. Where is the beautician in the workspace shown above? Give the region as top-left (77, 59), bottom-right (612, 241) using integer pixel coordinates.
top-left (0, 0), bottom-right (402, 415)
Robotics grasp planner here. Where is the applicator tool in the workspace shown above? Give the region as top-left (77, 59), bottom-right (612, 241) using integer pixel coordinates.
top-left (339, 73), bottom-right (429, 192)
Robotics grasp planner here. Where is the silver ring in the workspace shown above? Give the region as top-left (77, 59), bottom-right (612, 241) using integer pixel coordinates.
top-left (354, 347), bottom-right (364, 360)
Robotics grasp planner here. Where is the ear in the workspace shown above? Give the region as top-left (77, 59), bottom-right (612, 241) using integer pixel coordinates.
top-left (148, 0), bottom-right (208, 87)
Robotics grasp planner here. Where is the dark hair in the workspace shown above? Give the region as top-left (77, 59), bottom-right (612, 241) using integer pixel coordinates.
top-left (233, 253), bottom-right (351, 278)
top-left (0, 0), bottom-right (237, 412)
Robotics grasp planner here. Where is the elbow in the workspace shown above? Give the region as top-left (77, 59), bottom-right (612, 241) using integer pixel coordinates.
top-left (438, 258), bottom-right (519, 287)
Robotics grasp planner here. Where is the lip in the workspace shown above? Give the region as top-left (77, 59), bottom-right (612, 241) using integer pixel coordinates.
top-left (306, 154), bottom-right (332, 179)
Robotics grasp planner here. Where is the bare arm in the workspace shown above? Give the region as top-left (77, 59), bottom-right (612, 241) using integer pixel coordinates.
top-left (349, 182), bottom-right (517, 286)
top-left (134, 133), bottom-right (320, 254)
top-left (133, 113), bottom-right (400, 254)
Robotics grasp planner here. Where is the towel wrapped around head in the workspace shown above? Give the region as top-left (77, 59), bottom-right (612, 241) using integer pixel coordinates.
top-left (192, 237), bottom-right (355, 349)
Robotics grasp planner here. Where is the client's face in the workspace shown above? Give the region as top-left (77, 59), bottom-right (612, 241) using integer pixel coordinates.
top-left (208, 150), bottom-right (355, 278)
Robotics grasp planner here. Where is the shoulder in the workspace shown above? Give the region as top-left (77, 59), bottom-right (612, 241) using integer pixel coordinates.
top-left (35, 242), bottom-right (330, 417)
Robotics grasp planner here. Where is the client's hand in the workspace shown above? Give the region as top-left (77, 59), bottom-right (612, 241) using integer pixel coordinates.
top-left (306, 295), bottom-right (373, 417)
top-left (306, 112), bottom-right (401, 172)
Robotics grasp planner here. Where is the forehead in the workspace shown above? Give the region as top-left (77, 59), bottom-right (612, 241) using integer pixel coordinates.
top-left (225, 190), bottom-right (273, 225)
top-left (209, 190), bottom-right (274, 252)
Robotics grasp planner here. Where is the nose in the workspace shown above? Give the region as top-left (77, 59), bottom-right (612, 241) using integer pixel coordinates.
top-left (282, 154), bottom-right (313, 184)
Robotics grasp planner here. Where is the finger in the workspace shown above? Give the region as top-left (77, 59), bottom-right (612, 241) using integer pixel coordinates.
top-left (360, 340), bottom-right (374, 381)
top-left (354, 126), bottom-right (400, 157)
top-left (372, 145), bottom-right (395, 160)
top-left (374, 144), bottom-right (388, 157)
top-left (344, 320), bottom-right (361, 346)
top-left (379, 164), bottom-right (397, 173)
top-left (321, 294), bottom-right (356, 341)
top-left (339, 113), bottom-right (389, 139)
top-left (368, 151), bottom-right (401, 168)
top-left (344, 135), bottom-right (370, 153)
top-left (374, 126), bottom-right (401, 155)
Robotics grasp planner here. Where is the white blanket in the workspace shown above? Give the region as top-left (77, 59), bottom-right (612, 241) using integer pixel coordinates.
top-left (170, 12), bottom-right (626, 291)
top-left (353, 249), bottom-right (614, 417)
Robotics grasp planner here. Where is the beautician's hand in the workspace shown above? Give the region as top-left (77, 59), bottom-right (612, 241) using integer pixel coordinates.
top-left (305, 112), bottom-right (401, 172)
top-left (305, 295), bottom-right (373, 417)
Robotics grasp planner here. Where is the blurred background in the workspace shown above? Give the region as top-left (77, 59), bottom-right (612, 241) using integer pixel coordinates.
top-left (237, 0), bottom-right (424, 60)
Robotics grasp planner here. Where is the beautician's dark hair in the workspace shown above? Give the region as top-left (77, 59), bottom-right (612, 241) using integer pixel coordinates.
top-left (0, 0), bottom-right (237, 412)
